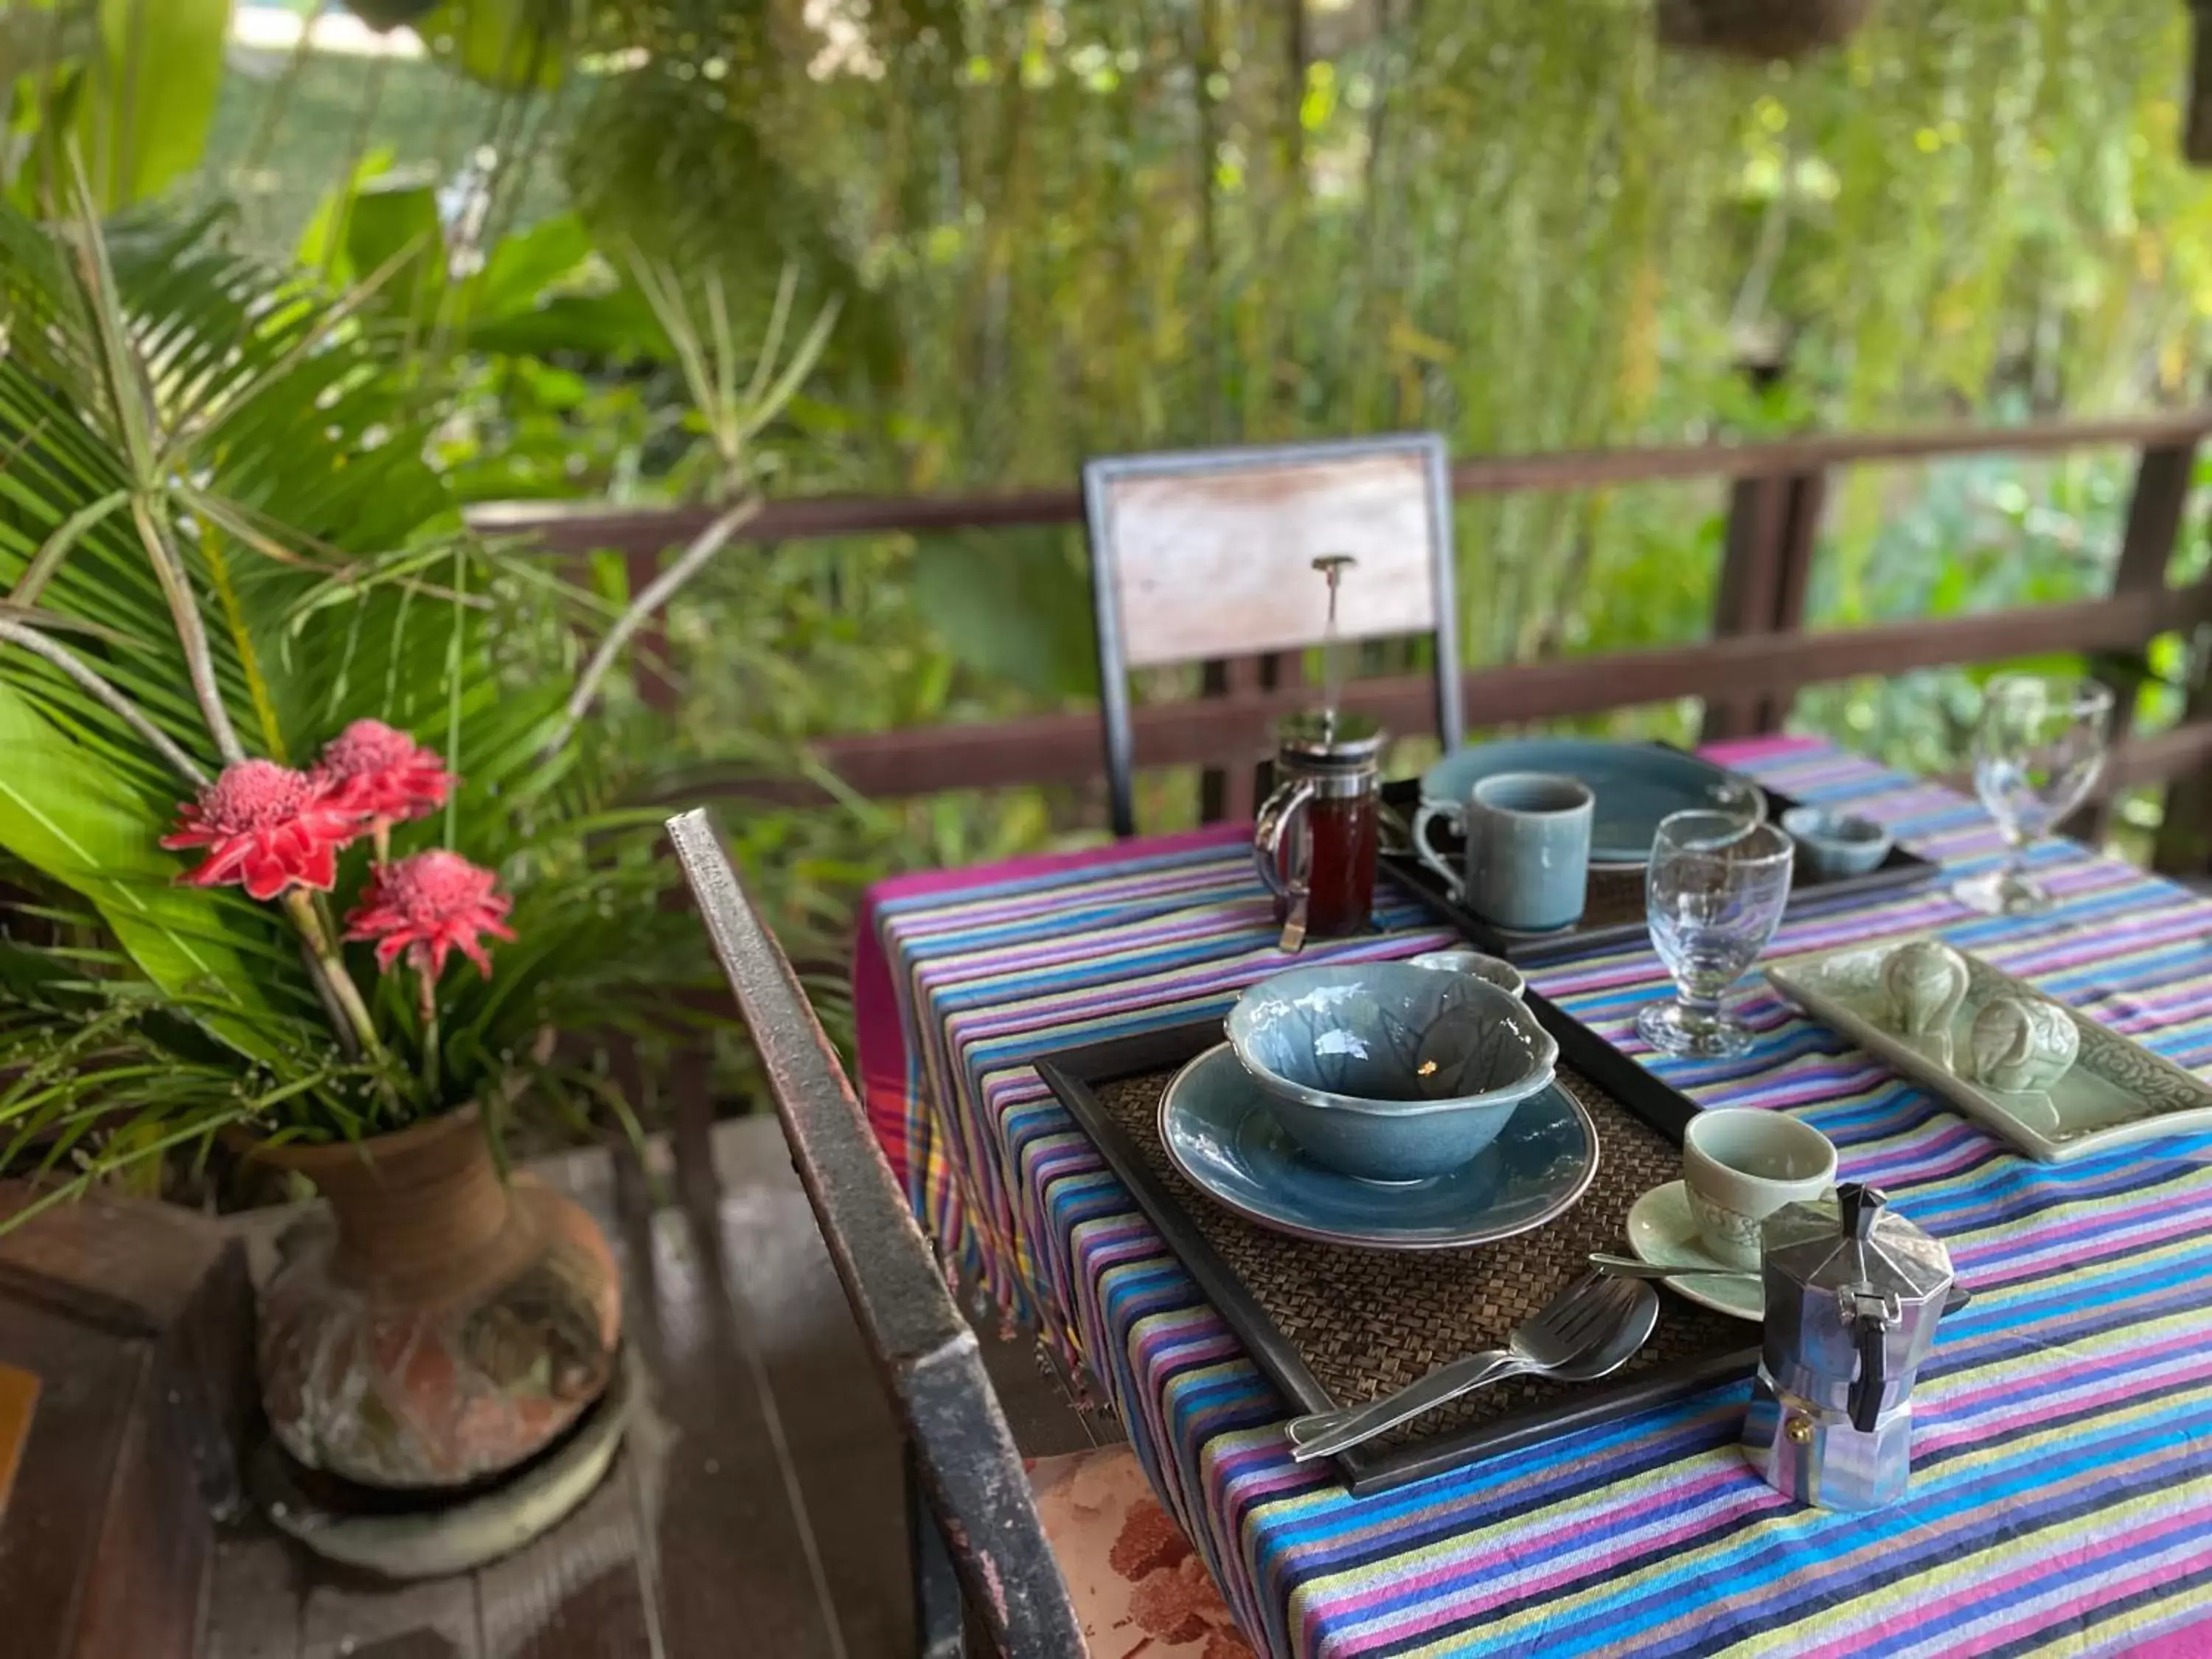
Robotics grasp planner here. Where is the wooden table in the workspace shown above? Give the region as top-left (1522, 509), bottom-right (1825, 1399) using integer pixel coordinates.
top-left (855, 736), bottom-right (2212, 1657)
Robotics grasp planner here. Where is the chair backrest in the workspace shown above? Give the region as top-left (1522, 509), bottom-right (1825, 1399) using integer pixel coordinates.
top-left (1083, 432), bottom-right (1464, 835)
top-left (664, 809), bottom-right (1085, 1659)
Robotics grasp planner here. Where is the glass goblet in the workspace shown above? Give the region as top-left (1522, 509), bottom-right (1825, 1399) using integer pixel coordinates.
top-left (1952, 674), bottom-right (2114, 918)
top-left (1638, 810), bottom-right (1795, 1059)
top-left (1706, 770), bottom-right (1769, 831)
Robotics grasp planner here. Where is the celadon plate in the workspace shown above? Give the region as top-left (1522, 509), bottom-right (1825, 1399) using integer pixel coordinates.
top-left (1158, 1043), bottom-right (1598, 1249)
top-left (1624, 1183), bottom-right (1764, 1322)
top-left (1767, 939), bottom-right (2212, 1162)
top-left (1419, 740), bottom-right (1755, 869)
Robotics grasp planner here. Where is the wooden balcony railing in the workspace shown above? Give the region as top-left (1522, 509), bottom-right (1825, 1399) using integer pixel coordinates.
top-left (473, 411), bottom-right (2212, 874)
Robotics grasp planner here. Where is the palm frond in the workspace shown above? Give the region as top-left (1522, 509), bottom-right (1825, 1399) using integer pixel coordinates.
top-left (0, 188), bottom-right (765, 1196)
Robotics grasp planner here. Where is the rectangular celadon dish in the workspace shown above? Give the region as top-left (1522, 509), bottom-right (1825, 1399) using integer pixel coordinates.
top-left (1765, 939), bottom-right (2212, 1162)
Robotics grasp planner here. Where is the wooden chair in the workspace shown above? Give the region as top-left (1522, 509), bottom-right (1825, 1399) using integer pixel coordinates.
top-left (667, 810), bottom-right (1248, 1659)
top-left (1083, 433), bottom-right (1464, 835)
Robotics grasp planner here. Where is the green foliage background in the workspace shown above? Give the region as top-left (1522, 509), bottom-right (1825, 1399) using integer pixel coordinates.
top-left (30, 0), bottom-right (2212, 1049)
top-left (553, 0), bottom-right (2212, 848)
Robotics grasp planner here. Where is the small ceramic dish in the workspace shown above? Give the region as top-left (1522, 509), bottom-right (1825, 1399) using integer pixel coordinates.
top-left (1159, 1044), bottom-right (1598, 1248)
top-left (1225, 961), bottom-right (1559, 1183)
top-left (1780, 807), bottom-right (1894, 880)
top-left (1406, 948), bottom-right (1527, 1001)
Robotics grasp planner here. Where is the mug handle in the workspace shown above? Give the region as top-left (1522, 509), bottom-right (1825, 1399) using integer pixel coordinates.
top-left (1254, 776), bottom-right (1315, 902)
top-left (1410, 800), bottom-right (1467, 901)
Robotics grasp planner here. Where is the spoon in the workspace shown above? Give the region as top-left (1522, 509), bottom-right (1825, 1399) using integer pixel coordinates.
top-left (1537, 1277), bottom-right (1658, 1377)
top-left (1589, 1251), bottom-right (1757, 1284)
top-left (1593, 1253), bottom-right (1977, 1318)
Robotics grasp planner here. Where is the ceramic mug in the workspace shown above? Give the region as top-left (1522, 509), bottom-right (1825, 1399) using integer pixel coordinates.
top-left (1969, 995), bottom-right (2080, 1093)
top-left (1885, 939), bottom-right (1971, 1037)
top-left (1681, 1108), bottom-right (1839, 1270)
top-left (1413, 771), bottom-right (1593, 932)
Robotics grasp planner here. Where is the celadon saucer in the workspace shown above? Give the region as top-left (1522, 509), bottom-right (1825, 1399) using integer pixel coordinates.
top-left (1624, 1181), bottom-right (1765, 1321)
top-left (1158, 1043), bottom-right (1598, 1250)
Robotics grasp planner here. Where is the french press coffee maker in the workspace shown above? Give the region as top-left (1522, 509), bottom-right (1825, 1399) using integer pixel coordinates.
top-left (1253, 709), bottom-right (1385, 946)
top-left (1252, 554), bottom-right (1383, 948)
top-left (1742, 1183), bottom-right (1955, 1512)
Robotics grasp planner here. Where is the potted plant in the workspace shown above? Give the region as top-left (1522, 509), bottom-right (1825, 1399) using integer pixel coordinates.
top-left (0, 179), bottom-right (827, 1515)
top-left (181, 730), bottom-right (629, 1492)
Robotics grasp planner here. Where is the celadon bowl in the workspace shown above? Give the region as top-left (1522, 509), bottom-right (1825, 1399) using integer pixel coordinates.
top-left (1407, 948), bottom-right (1527, 1001)
top-left (1780, 806), bottom-right (1894, 881)
top-left (1224, 962), bottom-right (1559, 1183)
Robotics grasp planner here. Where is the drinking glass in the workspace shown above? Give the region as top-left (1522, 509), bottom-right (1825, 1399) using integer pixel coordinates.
top-left (1708, 771), bottom-right (1770, 830)
top-left (1638, 811), bottom-right (1795, 1058)
top-left (1952, 675), bottom-right (2114, 917)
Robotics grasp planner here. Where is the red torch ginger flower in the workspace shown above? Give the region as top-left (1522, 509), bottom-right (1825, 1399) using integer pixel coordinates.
top-left (344, 849), bottom-right (515, 979)
top-left (161, 759), bottom-right (364, 900)
top-left (315, 719), bottom-right (453, 823)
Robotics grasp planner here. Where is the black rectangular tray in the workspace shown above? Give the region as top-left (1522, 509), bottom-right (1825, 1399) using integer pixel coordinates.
top-left (1033, 995), bottom-right (1762, 1496)
top-left (1377, 772), bottom-right (1939, 967)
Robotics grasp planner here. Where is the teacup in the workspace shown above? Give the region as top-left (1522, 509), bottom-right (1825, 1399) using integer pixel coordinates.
top-left (1681, 1108), bottom-right (1838, 1270)
top-left (1412, 771), bottom-right (1593, 932)
top-left (1969, 995), bottom-right (2079, 1093)
top-left (1407, 948), bottom-right (1527, 1001)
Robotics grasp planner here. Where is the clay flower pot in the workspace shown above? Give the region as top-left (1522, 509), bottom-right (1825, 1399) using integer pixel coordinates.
top-left (254, 1108), bottom-right (620, 1489)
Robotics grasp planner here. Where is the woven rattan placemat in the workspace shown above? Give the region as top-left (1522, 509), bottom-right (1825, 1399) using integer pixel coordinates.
top-left (1093, 1061), bottom-right (1752, 1450)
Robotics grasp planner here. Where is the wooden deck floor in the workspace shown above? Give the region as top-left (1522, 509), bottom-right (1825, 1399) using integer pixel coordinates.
top-left (204, 1113), bottom-right (1108, 1659)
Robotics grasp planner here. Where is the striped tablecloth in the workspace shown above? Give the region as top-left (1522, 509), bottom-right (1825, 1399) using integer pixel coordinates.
top-left (852, 737), bottom-right (2212, 1658)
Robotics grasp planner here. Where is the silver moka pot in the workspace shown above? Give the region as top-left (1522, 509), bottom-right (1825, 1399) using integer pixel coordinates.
top-left (1742, 1183), bottom-right (1955, 1512)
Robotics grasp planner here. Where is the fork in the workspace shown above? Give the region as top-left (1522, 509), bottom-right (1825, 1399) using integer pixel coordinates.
top-left (1284, 1274), bottom-right (1644, 1461)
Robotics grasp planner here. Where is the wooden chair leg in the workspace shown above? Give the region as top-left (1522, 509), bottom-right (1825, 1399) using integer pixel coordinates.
top-left (908, 1446), bottom-right (967, 1659)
